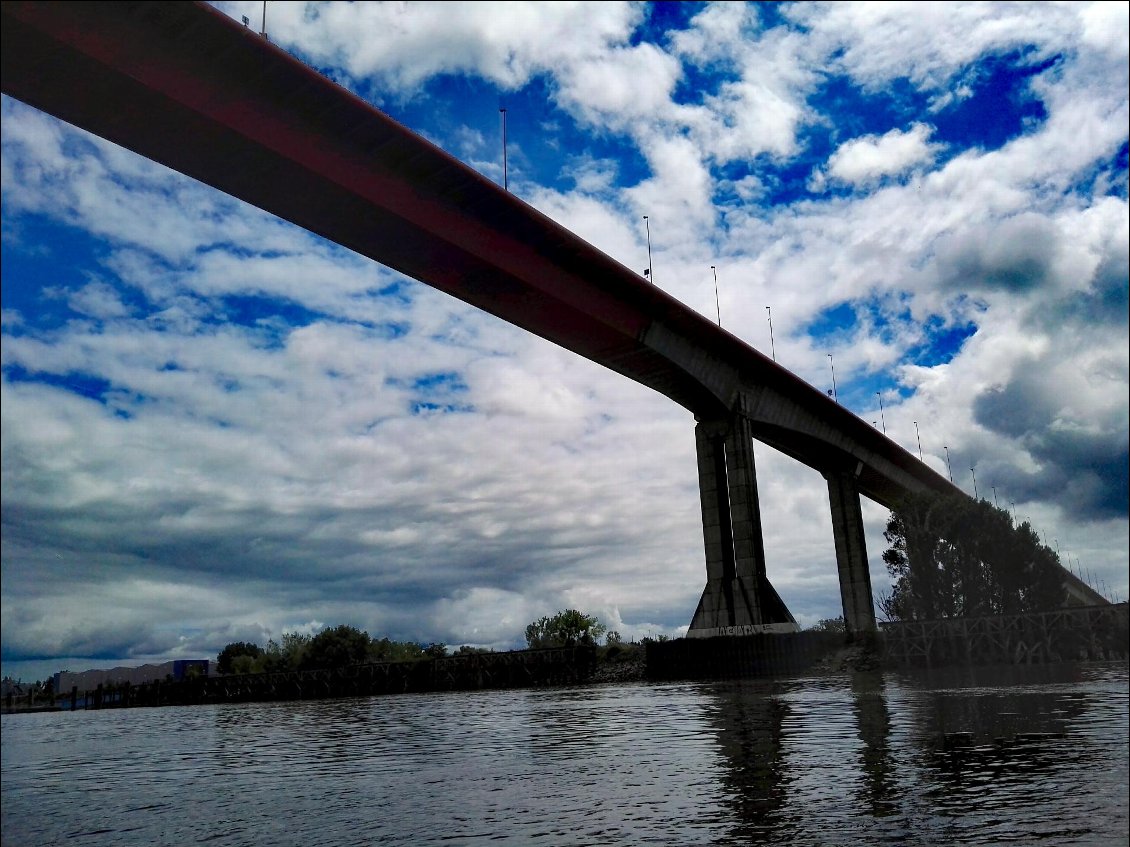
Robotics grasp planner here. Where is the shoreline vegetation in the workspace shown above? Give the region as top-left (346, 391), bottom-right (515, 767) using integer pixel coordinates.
top-left (5, 603), bottom-right (1125, 716)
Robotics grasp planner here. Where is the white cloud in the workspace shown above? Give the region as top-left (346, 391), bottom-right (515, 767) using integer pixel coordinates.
top-left (820, 124), bottom-right (941, 188)
top-left (66, 281), bottom-right (133, 320)
top-left (784, 1), bottom-right (1083, 99)
top-left (219, 0), bottom-right (643, 92)
top-left (556, 42), bottom-right (683, 130)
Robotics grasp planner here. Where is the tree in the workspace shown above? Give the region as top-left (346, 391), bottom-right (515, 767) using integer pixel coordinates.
top-left (231, 654), bottom-right (259, 675)
top-left (454, 645), bottom-right (491, 655)
top-left (881, 493), bottom-right (1066, 621)
top-left (216, 641), bottom-right (262, 675)
top-left (368, 637), bottom-right (426, 663)
top-left (301, 625), bottom-right (372, 670)
top-left (259, 631), bottom-right (313, 672)
top-left (423, 642), bottom-right (447, 659)
top-left (808, 616), bottom-right (846, 633)
top-left (525, 609), bottom-right (606, 648)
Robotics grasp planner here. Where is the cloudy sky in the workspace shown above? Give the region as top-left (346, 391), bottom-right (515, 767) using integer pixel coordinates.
top-left (2, 1), bottom-right (1127, 682)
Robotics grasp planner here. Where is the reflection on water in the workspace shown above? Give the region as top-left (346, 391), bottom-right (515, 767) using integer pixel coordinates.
top-left (851, 673), bottom-right (897, 820)
top-left (707, 681), bottom-right (791, 841)
top-left (2, 663), bottom-right (1126, 846)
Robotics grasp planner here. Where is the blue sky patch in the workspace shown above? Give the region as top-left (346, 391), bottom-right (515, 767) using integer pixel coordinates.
top-left (369, 280), bottom-right (413, 305)
top-left (216, 294), bottom-right (323, 330)
top-left (630, 1), bottom-right (706, 49)
top-left (910, 316), bottom-right (977, 367)
top-left (802, 302), bottom-right (857, 345)
top-left (411, 371), bottom-right (468, 394)
top-left (673, 60), bottom-right (737, 108)
top-left (1, 216), bottom-right (114, 331)
top-left (810, 75), bottom-right (922, 143)
top-left (3, 362), bottom-right (113, 404)
top-left (388, 371), bottom-right (473, 416)
top-left (833, 372), bottom-right (908, 424)
top-left (931, 50), bottom-right (1054, 151)
top-left (411, 401), bottom-right (475, 416)
top-left (388, 370), bottom-right (469, 396)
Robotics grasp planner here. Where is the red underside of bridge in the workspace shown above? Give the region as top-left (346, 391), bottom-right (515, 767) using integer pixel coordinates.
top-left (1, 0), bottom-right (957, 506)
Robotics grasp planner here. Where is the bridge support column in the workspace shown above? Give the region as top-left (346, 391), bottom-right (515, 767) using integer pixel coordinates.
top-left (688, 415), bottom-right (798, 637)
top-left (825, 469), bottom-right (877, 634)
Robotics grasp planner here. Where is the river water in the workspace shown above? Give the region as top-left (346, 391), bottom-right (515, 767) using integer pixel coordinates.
top-left (2, 662), bottom-right (1126, 846)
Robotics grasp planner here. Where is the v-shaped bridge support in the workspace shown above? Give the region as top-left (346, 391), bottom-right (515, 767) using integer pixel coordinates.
top-left (688, 414), bottom-right (798, 636)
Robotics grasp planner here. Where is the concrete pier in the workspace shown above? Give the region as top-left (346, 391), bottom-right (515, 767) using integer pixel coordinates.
top-left (689, 416), bottom-right (798, 637)
top-left (826, 468), bottom-right (877, 633)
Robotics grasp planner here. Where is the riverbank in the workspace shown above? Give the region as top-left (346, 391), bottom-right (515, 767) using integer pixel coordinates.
top-left (17, 605), bottom-right (1127, 715)
top-left (1, 703), bottom-right (62, 715)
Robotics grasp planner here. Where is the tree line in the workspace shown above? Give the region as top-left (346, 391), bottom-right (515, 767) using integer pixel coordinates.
top-left (216, 627), bottom-right (452, 675)
top-left (217, 609), bottom-right (624, 675)
top-left (879, 492), bottom-right (1066, 621)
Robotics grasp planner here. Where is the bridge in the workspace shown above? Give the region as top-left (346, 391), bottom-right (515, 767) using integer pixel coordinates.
top-left (1, 1), bottom-right (1101, 634)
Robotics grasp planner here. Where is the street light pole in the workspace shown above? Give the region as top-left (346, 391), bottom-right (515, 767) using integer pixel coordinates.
top-left (765, 306), bottom-right (776, 362)
top-left (944, 445), bottom-right (953, 482)
top-left (828, 353), bottom-right (838, 402)
top-left (913, 420), bottom-right (923, 461)
top-left (710, 266), bottom-right (720, 327)
top-left (643, 216), bottom-right (653, 283)
top-left (499, 107), bottom-right (508, 191)
top-left (877, 391), bottom-right (886, 433)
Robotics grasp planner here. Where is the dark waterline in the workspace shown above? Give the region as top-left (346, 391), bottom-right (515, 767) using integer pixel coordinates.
top-left (2, 662), bottom-right (1127, 846)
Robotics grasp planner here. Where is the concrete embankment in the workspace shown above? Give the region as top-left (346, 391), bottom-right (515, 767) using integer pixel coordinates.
top-left (646, 604), bottom-right (1128, 681)
top-left (645, 631), bottom-right (850, 681)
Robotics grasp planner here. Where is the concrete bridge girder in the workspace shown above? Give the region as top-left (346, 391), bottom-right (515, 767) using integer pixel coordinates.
top-left (735, 386), bottom-right (936, 509)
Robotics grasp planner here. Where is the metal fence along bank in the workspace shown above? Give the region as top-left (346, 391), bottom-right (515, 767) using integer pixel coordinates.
top-left (879, 603), bottom-right (1128, 667)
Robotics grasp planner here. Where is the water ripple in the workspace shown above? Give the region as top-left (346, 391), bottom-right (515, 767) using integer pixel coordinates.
top-left (2, 666), bottom-right (1126, 846)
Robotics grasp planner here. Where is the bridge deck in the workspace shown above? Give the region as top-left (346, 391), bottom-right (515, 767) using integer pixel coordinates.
top-left (2, 0), bottom-right (960, 508)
